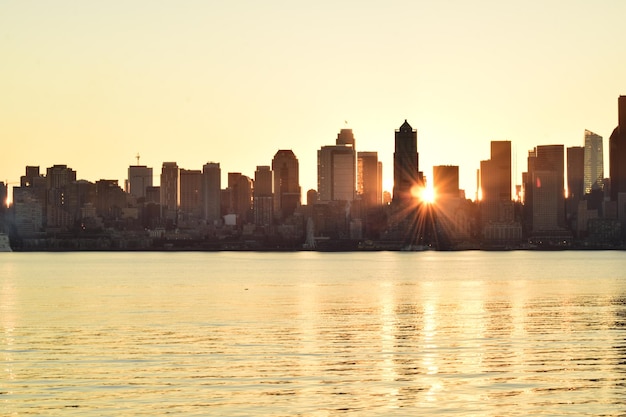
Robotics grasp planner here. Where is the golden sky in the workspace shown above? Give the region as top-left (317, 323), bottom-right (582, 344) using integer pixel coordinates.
top-left (2, 1), bottom-right (626, 199)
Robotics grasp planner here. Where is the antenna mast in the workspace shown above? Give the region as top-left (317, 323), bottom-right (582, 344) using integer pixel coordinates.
top-left (135, 153), bottom-right (140, 165)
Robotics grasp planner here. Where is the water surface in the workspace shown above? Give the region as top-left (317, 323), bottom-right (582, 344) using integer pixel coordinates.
top-left (1, 251), bottom-right (626, 415)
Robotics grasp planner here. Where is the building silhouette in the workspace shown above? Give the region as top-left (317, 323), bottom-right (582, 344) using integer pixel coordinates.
top-left (357, 152), bottom-right (382, 208)
top-left (525, 145), bottom-right (570, 245)
top-left (479, 141), bottom-right (520, 244)
top-left (392, 120), bottom-right (421, 207)
top-left (225, 172), bottom-right (253, 224)
top-left (567, 146), bottom-right (585, 200)
top-left (609, 96), bottom-right (626, 202)
top-left (566, 146), bottom-right (585, 232)
top-left (127, 165), bottom-right (153, 200)
top-left (272, 150), bottom-right (300, 219)
top-left (160, 162), bottom-right (179, 223)
top-left (584, 130), bottom-right (604, 194)
top-left (318, 129), bottom-right (357, 202)
top-left (202, 162), bottom-right (221, 224)
top-left (179, 169), bottom-right (202, 220)
top-left (254, 165), bottom-right (273, 226)
top-left (433, 165), bottom-right (459, 198)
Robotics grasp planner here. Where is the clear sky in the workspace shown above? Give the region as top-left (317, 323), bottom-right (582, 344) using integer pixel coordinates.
top-left (2, 1), bottom-right (626, 201)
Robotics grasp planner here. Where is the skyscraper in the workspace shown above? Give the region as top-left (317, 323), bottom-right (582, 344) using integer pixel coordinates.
top-left (567, 146), bottom-right (584, 200)
top-left (318, 129), bottom-right (357, 202)
top-left (433, 165), bottom-right (459, 198)
top-left (179, 169), bottom-right (202, 219)
top-left (480, 141), bottom-right (512, 223)
top-left (160, 162), bottom-right (179, 222)
top-left (202, 162), bottom-right (221, 224)
top-left (254, 166), bottom-right (273, 226)
top-left (357, 151), bottom-right (382, 207)
top-left (392, 120), bottom-right (420, 207)
top-left (272, 150), bottom-right (301, 219)
top-left (127, 165), bottom-right (153, 199)
top-left (530, 145), bottom-right (565, 231)
top-left (584, 130), bottom-right (603, 194)
top-left (609, 96), bottom-right (626, 202)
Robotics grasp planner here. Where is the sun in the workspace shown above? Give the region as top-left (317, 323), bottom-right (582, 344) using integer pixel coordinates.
top-left (410, 184), bottom-right (436, 204)
top-left (421, 186), bottom-right (436, 204)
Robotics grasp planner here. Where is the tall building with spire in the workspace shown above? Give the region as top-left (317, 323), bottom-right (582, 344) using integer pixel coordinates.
top-left (392, 120), bottom-right (420, 207)
top-left (584, 129), bottom-right (604, 194)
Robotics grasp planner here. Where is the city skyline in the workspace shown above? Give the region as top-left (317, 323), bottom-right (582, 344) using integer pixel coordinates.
top-left (2, 2), bottom-right (626, 201)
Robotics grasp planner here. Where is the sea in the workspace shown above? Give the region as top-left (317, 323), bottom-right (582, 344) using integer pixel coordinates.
top-left (1, 251), bottom-right (626, 416)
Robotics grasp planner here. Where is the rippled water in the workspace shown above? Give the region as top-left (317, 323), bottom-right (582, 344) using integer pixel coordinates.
top-left (1, 251), bottom-right (626, 416)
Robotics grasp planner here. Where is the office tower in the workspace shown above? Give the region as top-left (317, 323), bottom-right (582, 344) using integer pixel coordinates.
top-left (45, 164), bottom-right (77, 229)
top-left (160, 162), bottom-right (179, 222)
top-left (567, 146), bottom-right (584, 200)
top-left (357, 152), bottom-right (382, 207)
top-left (392, 120), bottom-right (420, 206)
top-left (433, 165), bottom-right (459, 198)
top-left (95, 180), bottom-right (126, 219)
top-left (254, 166), bottom-right (273, 226)
top-left (609, 96), bottom-right (626, 201)
top-left (529, 145), bottom-right (565, 231)
top-left (583, 130), bottom-right (603, 194)
top-left (179, 169), bottom-right (202, 219)
top-left (318, 129), bottom-right (357, 202)
top-left (127, 165), bottom-right (153, 199)
top-left (226, 172), bottom-right (252, 223)
top-left (272, 150), bottom-right (301, 218)
top-left (480, 141), bottom-right (512, 223)
top-left (202, 162), bottom-right (221, 224)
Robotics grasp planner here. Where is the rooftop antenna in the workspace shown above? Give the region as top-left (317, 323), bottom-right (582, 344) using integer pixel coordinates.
top-left (135, 153), bottom-right (140, 165)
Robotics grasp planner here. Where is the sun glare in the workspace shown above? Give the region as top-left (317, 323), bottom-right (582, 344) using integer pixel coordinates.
top-left (422, 186), bottom-right (436, 204)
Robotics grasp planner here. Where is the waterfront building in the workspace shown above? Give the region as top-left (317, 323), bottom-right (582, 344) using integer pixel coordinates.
top-left (272, 150), bottom-right (301, 219)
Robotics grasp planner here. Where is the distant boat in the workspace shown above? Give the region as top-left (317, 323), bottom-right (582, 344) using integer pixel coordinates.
top-left (0, 233), bottom-right (12, 252)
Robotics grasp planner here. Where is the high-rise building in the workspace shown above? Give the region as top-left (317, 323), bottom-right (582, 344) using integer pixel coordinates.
top-left (127, 165), bottom-right (153, 199)
top-left (46, 164), bottom-right (77, 229)
top-left (202, 162), bottom-right (221, 224)
top-left (254, 165), bottom-right (273, 226)
top-left (318, 129), bottom-right (357, 202)
top-left (272, 150), bottom-right (301, 218)
top-left (392, 120), bottom-right (420, 207)
top-left (609, 96), bottom-right (626, 202)
top-left (480, 141), bottom-right (512, 223)
top-left (180, 169), bottom-right (202, 219)
top-left (433, 165), bottom-right (460, 198)
top-left (160, 162), bottom-right (179, 222)
top-left (357, 152), bottom-right (382, 207)
top-left (226, 172), bottom-right (252, 223)
top-left (567, 146), bottom-right (585, 200)
top-left (584, 130), bottom-right (603, 194)
top-left (529, 145), bottom-right (565, 232)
